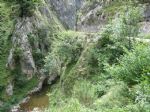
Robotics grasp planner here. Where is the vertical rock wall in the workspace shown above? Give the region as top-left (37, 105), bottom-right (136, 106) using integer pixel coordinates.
top-left (49, 0), bottom-right (84, 30)
top-left (7, 0), bottom-right (64, 79)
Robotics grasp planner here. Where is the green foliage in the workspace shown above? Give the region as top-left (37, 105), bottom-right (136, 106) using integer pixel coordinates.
top-left (28, 28), bottom-right (51, 69)
top-left (0, 76), bottom-right (38, 111)
top-left (56, 31), bottom-right (84, 63)
top-left (0, 0), bottom-right (13, 93)
top-left (44, 31), bottom-right (85, 76)
top-left (134, 84), bottom-right (150, 111)
top-left (44, 53), bottom-right (61, 76)
top-left (44, 4), bottom-right (147, 112)
top-left (108, 44), bottom-right (150, 84)
top-left (138, 0), bottom-right (150, 3)
top-left (44, 2), bottom-right (150, 112)
top-left (94, 82), bottom-right (131, 109)
top-left (45, 98), bottom-right (87, 112)
top-left (46, 81), bottom-right (149, 112)
top-left (5, 0), bottom-right (40, 17)
top-left (72, 80), bottom-right (97, 106)
top-left (93, 5), bottom-right (143, 74)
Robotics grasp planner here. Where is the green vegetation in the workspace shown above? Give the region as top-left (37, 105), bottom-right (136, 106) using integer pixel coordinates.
top-left (0, 0), bottom-right (14, 93)
top-left (109, 44), bottom-right (150, 84)
top-left (0, 76), bottom-right (38, 112)
top-left (44, 2), bottom-right (150, 112)
top-left (0, 0), bottom-right (39, 111)
top-left (0, 0), bottom-right (150, 111)
top-left (5, 0), bottom-right (40, 17)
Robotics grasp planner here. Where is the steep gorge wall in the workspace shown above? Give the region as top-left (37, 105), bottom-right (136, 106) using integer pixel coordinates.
top-left (0, 0), bottom-right (65, 110)
top-left (49, 0), bottom-right (85, 30)
top-left (7, 0), bottom-right (64, 78)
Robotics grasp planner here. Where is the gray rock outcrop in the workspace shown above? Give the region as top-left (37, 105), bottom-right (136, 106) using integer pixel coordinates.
top-left (6, 82), bottom-right (13, 96)
top-left (49, 0), bottom-right (84, 30)
top-left (144, 5), bottom-right (150, 21)
top-left (0, 101), bottom-right (3, 107)
top-left (7, 0), bottom-right (63, 78)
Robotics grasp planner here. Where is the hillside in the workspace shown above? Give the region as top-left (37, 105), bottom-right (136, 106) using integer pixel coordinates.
top-left (0, 0), bottom-right (150, 112)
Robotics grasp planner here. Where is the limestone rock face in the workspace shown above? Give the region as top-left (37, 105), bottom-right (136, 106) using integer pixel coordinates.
top-left (77, 1), bottom-right (108, 32)
top-left (7, 0), bottom-right (63, 78)
top-left (77, 5), bottom-right (105, 32)
top-left (144, 5), bottom-right (150, 21)
top-left (49, 0), bottom-right (84, 30)
top-left (6, 82), bottom-right (13, 96)
top-left (7, 17), bottom-right (36, 78)
top-left (0, 101), bottom-right (3, 107)
top-left (140, 5), bottom-right (150, 35)
top-left (10, 105), bottom-right (20, 112)
top-left (140, 22), bottom-right (150, 34)
top-left (7, 49), bottom-right (15, 70)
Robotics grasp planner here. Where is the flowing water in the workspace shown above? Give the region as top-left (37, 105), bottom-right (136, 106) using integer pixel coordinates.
top-left (20, 86), bottom-right (50, 111)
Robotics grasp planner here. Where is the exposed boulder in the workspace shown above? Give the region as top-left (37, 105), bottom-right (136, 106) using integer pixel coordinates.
top-left (49, 0), bottom-right (76, 30)
top-left (77, 1), bottom-right (108, 32)
top-left (6, 82), bottom-right (13, 96)
top-left (6, 49), bottom-right (15, 70)
top-left (31, 107), bottom-right (42, 112)
top-left (0, 101), bottom-right (3, 107)
top-left (140, 22), bottom-right (150, 34)
top-left (47, 74), bottom-right (59, 85)
top-left (19, 96), bottom-right (30, 104)
top-left (144, 5), bottom-right (150, 21)
top-left (77, 5), bottom-right (106, 32)
top-left (10, 105), bottom-right (20, 112)
top-left (28, 75), bottom-right (47, 95)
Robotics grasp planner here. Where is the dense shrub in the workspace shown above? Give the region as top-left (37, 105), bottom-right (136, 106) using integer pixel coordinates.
top-left (6, 0), bottom-right (40, 17)
top-left (108, 44), bottom-right (150, 85)
top-left (91, 6), bottom-right (143, 76)
top-left (44, 31), bottom-right (84, 76)
top-left (138, 0), bottom-right (150, 3)
top-left (44, 3), bottom-right (149, 112)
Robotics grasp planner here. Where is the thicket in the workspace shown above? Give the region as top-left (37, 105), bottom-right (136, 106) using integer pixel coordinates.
top-left (44, 3), bottom-right (150, 112)
top-left (5, 0), bottom-right (40, 17)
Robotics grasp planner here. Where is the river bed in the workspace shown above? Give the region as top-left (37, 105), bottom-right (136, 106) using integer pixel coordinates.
top-left (20, 86), bottom-right (50, 111)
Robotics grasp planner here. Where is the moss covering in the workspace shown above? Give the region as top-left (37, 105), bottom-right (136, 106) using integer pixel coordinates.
top-left (0, 0), bottom-right (14, 90)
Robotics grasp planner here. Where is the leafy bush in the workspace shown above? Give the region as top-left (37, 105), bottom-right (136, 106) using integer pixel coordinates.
top-left (138, 0), bottom-right (150, 3)
top-left (44, 31), bottom-right (84, 76)
top-left (0, 1), bottom-right (13, 89)
top-left (56, 31), bottom-right (84, 63)
top-left (6, 0), bottom-right (40, 17)
top-left (44, 53), bottom-right (61, 76)
top-left (94, 82), bottom-right (131, 109)
top-left (108, 44), bottom-right (150, 85)
top-left (91, 5), bottom-right (143, 75)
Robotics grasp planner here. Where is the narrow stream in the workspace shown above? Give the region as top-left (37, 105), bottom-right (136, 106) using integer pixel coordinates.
top-left (20, 86), bottom-right (50, 111)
